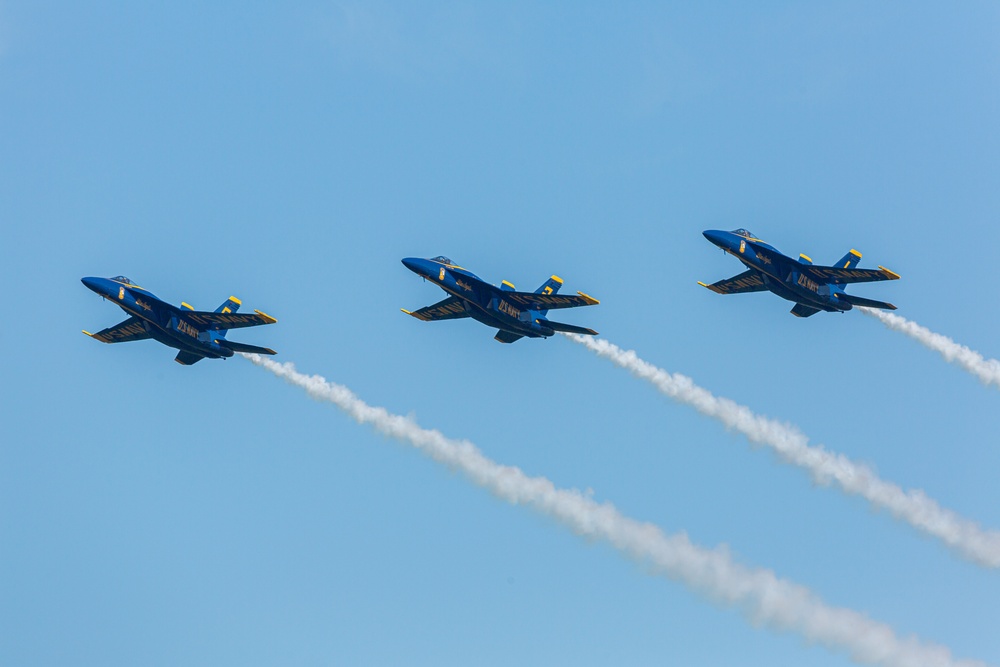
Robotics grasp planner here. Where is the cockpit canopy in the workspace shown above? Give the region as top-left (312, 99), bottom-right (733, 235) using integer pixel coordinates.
top-left (731, 228), bottom-right (756, 239)
top-left (430, 256), bottom-right (454, 265)
top-left (111, 276), bottom-right (135, 285)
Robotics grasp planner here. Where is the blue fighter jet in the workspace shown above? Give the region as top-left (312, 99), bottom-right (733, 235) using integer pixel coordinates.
top-left (82, 276), bottom-right (277, 365)
top-left (700, 229), bottom-right (900, 317)
top-left (401, 256), bottom-right (600, 343)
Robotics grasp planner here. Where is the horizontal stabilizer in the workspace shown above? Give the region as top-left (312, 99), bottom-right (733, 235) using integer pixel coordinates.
top-left (175, 351), bottom-right (206, 365)
top-left (835, 293), bottom-right (897, 311)
top-left (536, 318), bottom-right (597, 336)
top-left (791, 303), bottom-right (821, 318)
top-left (216, 339), bottom-right (277, 355)
top-left (494, 330), bottom-right (524, 344)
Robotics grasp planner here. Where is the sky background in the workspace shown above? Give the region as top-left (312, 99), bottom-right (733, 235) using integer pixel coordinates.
top-left (2, 2), bottom-right (999, 665)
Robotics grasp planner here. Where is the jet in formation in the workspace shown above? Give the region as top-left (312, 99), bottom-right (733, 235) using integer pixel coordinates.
top-left (81, 276), bottom-right (278, 365)
top-left (401, 256), bottom-right (600, 343)
top-left (700, 229), bottom-right (900, 317)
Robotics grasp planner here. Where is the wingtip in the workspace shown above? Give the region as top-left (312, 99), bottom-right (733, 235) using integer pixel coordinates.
top-left (254, 309), bottom-right (278, 324)
top-left (698, 281), bottom-right (725, 294)
top-left (401, 308), bottom-right (429, 321)
top-left (576, 291), bottom-right (600, 305)
top-left (877, 265), bottom-right (901, 280)
top-left (82, 329), bottom-right (106, 343)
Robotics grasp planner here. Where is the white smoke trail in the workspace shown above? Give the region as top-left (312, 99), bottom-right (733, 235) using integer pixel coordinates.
top-left (859, 308), bottom-right (1000, 388)
top-left (243, 353), bottom-right (986, 667)
top-left (565, 334), bottom-right (1000, 569)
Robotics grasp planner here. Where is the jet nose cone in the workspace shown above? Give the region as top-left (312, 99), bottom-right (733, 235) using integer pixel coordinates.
top-left (703, 229), bottom-right (723, 244)
top-left (81, 276), bottom-right (102, 293)
top-left (402, 257), bottom-right (432, 276)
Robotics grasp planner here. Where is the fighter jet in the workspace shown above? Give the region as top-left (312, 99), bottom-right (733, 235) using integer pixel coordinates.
top-left (700, 229), bottom-right (900, 317)
top-left (401, 256), bottom-right (600, 343)
top-left (81, 275), bottom-right (277, 365)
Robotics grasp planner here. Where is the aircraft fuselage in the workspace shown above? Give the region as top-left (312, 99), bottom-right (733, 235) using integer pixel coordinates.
top-left (702, 230), bottom-right (851, 313)
top-left (81, 277), bottom-right (234, 358)
top-left (401, 258), bottom-right (555, 338)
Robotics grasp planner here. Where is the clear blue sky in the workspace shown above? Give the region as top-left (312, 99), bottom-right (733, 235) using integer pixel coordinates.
top-left (2, 2), bottom-right (998, 665)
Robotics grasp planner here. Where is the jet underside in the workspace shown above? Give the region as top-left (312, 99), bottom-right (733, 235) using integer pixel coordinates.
top-left (401, 257), bottom-right (599, 342)
top-left (82, 276), bottom-right (277, 364)
top-left (700, 229), bottom-right (899, 317)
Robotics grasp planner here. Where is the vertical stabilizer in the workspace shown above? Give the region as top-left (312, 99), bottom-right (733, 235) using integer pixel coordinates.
top-left (834, 249), bottom-right (862, 269)
top-left (532, 275), bottom-right (564, 316)
top-left (215, 296), bottom-right (242, 314)
top-left (534, 275), bottom-right (564, 295)
top-left (211, 296), bottom-right (242, 338)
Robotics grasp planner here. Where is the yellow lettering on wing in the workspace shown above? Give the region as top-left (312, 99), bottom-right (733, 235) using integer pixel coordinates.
top-left (729, 276), bottom-right (760, 290)
top-left (108, 321), bottom-right (147, 340)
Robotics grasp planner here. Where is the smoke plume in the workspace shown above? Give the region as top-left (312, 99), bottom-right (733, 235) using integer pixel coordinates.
top-left (860, 308), bottom-right (1000, 388)
top-left (243, 353), bottom-right (987, 667)
top-left (565, 334), bottom-right (1000, 569)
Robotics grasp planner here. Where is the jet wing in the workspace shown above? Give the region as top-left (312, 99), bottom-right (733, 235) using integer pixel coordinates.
top-left (402, 296), bottom-right (470, 321)
top-left (801, 265), bottom-right (900, 284)
top-left (698, 270), bottom-right (768, 295)
top-left (502, 290), bottom-right (600, 311)
top-left (83, 316), bottom-right (151, 343)
top-left (183, 309), bottom-right (278, 330)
